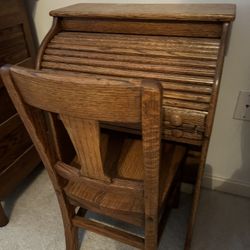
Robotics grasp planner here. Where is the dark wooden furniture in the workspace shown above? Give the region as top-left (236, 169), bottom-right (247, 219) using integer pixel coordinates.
top-left (1, 65), bottom-right (187, 250)
top-left (35, 3), bottom-right (235, 249)
top-left (0, 0), bottom-right (40, 226)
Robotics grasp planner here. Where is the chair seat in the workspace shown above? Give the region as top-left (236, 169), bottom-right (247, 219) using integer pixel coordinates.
top-left (64, 130), bottom-right (186, 226)
top-left (3, 63), bottom-right (189, 249)
top-left (64, 180), bottom-right (145, 226)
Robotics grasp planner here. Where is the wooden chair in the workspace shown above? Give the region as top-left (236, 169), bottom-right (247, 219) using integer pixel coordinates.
top-left (1, 65), bottom-right (187, 250)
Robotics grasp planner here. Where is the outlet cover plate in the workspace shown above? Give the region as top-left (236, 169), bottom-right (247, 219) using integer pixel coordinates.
top-left (233, 91), bottom-right (250, 121)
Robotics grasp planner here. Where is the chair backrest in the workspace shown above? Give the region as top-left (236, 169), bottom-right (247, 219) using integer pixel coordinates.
top-left (1, 65), bottom-right (162, 194)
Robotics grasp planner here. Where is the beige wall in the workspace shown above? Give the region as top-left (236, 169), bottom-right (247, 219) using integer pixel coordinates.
top-left (25, 0), bottom-right (250, 197)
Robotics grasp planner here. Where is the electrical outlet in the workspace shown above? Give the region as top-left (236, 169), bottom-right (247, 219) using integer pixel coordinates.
top-left (233, 91), bottom-right (250, 121)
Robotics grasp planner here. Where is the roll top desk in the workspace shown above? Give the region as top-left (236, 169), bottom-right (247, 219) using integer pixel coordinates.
top-left (36, 4), bottom-right (236, 249)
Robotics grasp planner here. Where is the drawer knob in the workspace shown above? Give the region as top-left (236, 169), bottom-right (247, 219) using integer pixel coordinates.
top-left (171, 129), bottom-right (183, 138)
top-left (170, 114), bottom-right (183, 126)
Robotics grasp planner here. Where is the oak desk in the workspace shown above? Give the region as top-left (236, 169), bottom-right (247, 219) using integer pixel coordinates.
top-left (36, 3), bottom-right (236, 249)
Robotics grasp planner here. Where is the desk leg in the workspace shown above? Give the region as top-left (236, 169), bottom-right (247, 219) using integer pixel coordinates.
top-left (184, 140), bottom-right (209, 250)
top-left (0, 203), bottom-right (9, 227)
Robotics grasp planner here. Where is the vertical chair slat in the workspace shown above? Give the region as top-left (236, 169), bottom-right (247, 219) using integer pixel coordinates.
top-left (61, 115), bottom-right (110, 182)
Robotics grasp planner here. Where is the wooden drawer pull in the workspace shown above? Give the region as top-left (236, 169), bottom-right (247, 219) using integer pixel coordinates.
top-left (170, 114), bottom-right (183, 126)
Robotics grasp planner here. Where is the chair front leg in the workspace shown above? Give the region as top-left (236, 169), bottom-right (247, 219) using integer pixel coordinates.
top-left (56, 191), bottom-right (78, 250)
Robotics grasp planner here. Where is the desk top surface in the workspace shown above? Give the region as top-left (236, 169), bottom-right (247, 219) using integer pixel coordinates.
top-left (50, 3), bottom-right (236, 22)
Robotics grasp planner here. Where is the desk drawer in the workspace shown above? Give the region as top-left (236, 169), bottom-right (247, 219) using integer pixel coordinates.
top-left (163, 107), bottom-right (206, 144)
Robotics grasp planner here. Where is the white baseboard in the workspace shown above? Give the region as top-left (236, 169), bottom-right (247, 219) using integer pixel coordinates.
top-left (202, 175), bottom-right (250, 198)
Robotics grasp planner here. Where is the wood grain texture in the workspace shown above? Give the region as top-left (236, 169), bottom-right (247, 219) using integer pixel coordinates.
top-left (0, 0), bottom-right (38, 227)
top-left (0, 25), bottom-right (28, 67)
top-left (0, 0), bottom-right (36, 63)
top-left (54, 161), bottom-right (144, 194)
top-left (1, 65), bottom-right (78, 250)
top-left (25, 3), bottom-right (236, 248)
top-left (46, 113), bottom-right (75, 163)
top-left (1, 64), bottom-right (188, 250)
top-left (10, 66), bottom-right (141, 123)
top-left (61, 18), bottom-right (223, 38)
top-left (44, 48), bottom-right (218, 69)
top-left (36, 17), bottom-right (61, 69)
top-left (41, 31), bottom-right (220, 144)
top-left (61, 116), bottom-right (110, 182)
top-left (141, 80), bottom-right (162, 250)
top-left (50, 4), bottom-right (236, 22)
top-left (65, 180), bottom-right (145, 227)
top-left (0, 146), bottom-right (40, 199)
top-left (159, 144), bottom-right (187, 206)
top-left (100, 122), bottom-right (203, 146)
top-left (0, 114), bottom-right (32, 173)
top-left (115, 138), bottom-right (144, 181)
